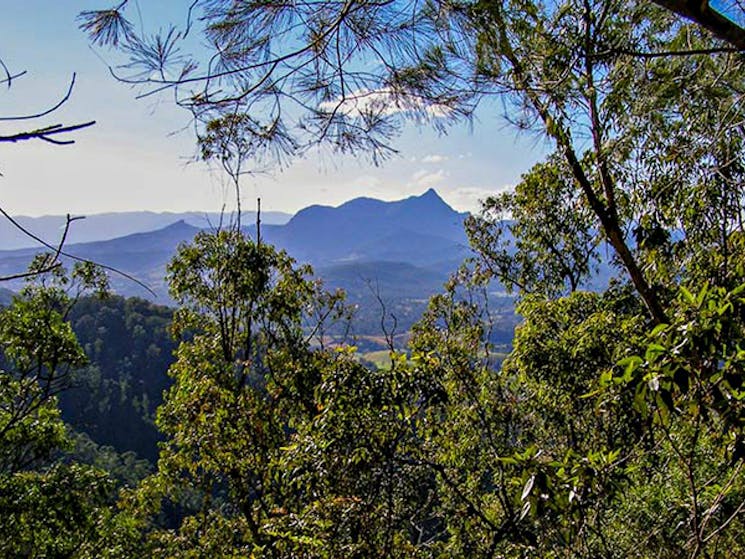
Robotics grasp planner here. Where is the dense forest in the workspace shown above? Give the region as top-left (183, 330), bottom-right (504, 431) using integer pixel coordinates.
top-left (3, 0), bottom-right (745, 557)
top-left (61, 296), bottom-right (176, 463)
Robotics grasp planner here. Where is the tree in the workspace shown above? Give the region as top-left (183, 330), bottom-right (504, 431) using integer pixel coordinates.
top-left (0, 68), bottom-right (95, 147)
top-left (465, 153), bottom-right (601, 297)
top-left (650, 1), bottom-right (745, 49)
top-left (0, 260), bottom-right (122, 558)
top-left (104, 229), bottom-right (467, 558)
top-left (0, 258), bottom-right (107, 473)
top-left (80, 0), bottom-right (472, 166)
top-left (82, 1), bottom-right (745, 556)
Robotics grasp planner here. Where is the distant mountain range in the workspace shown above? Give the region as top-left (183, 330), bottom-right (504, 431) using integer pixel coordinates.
top-left (0, 288), bottom-right (13, 307)
top-left (0, 210), bottom-right (292, 251)
top-left (0, 190), bottom-right (476, 338)
top-left (258, 188), bottom-right (469, 267)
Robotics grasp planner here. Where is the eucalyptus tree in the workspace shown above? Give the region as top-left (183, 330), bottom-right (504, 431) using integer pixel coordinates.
top-left (651, 0), bottom-right (745, 49)
top-left (0, 260), bottom-right (118, 558)
top-left (465, 153), bottom-right (601, 298)
top-left (81, 1), bottom-right (745, 556)
top-left (109, 229), bottom-right (442, 558)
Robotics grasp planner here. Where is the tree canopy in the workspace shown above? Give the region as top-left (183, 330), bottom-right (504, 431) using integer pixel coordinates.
top-left (0, 1), bottom-right (735, 556)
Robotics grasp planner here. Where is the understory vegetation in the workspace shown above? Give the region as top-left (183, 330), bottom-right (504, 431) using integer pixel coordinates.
top-left (2, 0), bottom-right (745, 557)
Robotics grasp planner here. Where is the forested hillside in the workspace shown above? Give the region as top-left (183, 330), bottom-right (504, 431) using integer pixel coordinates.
top-left (3, 1), bottom-right (745, 558)
top-left (58, 290), bottom-right (517, 463)
top-left (61, 296), bottom-right (176, 463)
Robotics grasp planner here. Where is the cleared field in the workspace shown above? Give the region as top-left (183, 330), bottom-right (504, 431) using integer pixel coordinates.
top-left (360, 350), bottom-right (394, 370)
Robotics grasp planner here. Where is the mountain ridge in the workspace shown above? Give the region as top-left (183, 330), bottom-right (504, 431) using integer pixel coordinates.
top-left (0, 210), bottom-right (292, 251)
top-left (259, 188), bottom-right (468, 265)
top-left (0, 189), bottom-right (470, 306)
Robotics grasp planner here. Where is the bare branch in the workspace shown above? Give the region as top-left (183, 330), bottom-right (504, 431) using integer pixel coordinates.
top-left (0, 121), bottom-right (96, 145)
top-left (0, 73), bottom-right (79, 122)
top-left (0, 70), bottom-right (26, 87)
top-left (0, 206), bottom-right (156, 296)
top-left (607, 46), bottom-right (742, 58)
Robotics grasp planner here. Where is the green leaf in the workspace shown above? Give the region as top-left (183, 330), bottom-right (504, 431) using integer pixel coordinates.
top-left (521, 474), bottom-right (536, 501)
top-left (645, 343), bottom-right (666, 362)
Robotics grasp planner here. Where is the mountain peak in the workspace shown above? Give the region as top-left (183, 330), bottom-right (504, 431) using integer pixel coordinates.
top-left (166, 219), bottom-right (190, 229)
top-left (402, 188), bottom-right (455, 213)
top-left (153, 219), bottom-right (200, 236)
top-left (420, 188), bottom-right (442, 200)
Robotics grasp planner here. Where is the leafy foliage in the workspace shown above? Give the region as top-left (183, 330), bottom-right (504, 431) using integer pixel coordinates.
top-left (466, 154), bottom-right (601, 297)
top-left (61, 295), bottom-right (176, 463)
top-left (18, 0), bottom-right (744, 556)
top-left (0, 262), bottom-right (127, 557)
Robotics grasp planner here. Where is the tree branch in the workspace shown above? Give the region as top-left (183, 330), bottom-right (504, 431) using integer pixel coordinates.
top-left (0, 206), bottom-right (156, 296)
top-left (0, 121), bottom-right (96, 145)
top-left (0, 73), bottom-right (79, 122)
top-left (652, 0), bottom-right (745, 50)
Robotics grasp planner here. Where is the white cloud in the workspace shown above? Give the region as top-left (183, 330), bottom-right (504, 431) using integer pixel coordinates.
top-left (318, 87), bottom-right (452, 119)
top-left (348, 174), bottom-right (383, 189)
top-left (444, 185), bottom-right (514, 212)
top-left (411, 168), bottom-right (448, 189)
top-left (421, 154), bottom-right (449, 164)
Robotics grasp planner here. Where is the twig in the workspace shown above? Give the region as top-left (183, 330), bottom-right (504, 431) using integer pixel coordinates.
top-left (0, 206), bottom-right (156, 296)
top-left (0, 121), bottom-right (96, 145)
top-left (0, 73), bottom-right (79, 122)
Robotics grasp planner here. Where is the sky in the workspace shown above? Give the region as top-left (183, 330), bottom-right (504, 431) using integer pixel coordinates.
top-left (0, 1), bottom-right (548, 217)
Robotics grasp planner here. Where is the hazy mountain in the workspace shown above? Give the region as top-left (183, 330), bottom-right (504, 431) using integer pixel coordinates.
top-left (0, 190), bottom-right (472, 328)
top-left (258, 188), bottom-right (469, 266)
top-left (0, 220), bottom-right (201, 300)
top-left (0, 210), bottom-right (291, 250)
top-left (0, 288), bottom-right (13, 306)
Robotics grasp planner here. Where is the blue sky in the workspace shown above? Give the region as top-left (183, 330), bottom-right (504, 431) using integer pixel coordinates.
top-left (1, 1), bottom-right (547, 216)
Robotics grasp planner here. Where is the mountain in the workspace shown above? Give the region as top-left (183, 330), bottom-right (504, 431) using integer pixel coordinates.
top-left (0, 288), bottom-right (14, 307)
top-left (0, 220), bottom-right (201, 300)
top-left (258, 188), bottom-right (469, 266)
top-left (0, 190), bottom-right (476, 334)
top-left (0, 210), bottom-right (292, 250)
